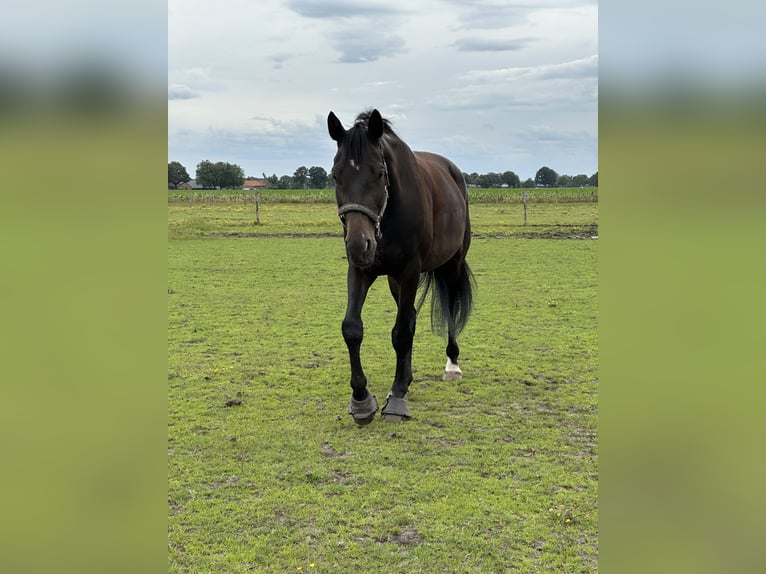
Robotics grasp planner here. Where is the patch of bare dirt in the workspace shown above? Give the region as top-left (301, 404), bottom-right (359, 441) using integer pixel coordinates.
top-left (215, 232), bottom-right (340, 238)
top-left (473, 224), bottom-right (599, 240)
top-left (213, 225), bottom-right (598, 240)
top-left (390, 527), bottom-right (424, 546)
top-left (321, 442), bottom-right (352, 458)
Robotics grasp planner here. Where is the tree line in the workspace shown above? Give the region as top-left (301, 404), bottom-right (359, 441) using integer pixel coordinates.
top-left (466, 167), bottom-right (597, 189)
top-left (169, 161), bottom-right (597, 190)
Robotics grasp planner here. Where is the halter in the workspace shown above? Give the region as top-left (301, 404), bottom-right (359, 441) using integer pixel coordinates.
top-left (337, 158), bottom-right (390, 239)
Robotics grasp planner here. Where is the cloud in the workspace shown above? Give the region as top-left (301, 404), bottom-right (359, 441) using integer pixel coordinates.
top-left (177, 115), bottom-right (328, 158)
top-left (333, 31), bottom-right (406, 63)
top-left (452, 37), bottom-right (532, 52)
top-left (429, 55), bottom-right (598, 112)
top-left (442, 0), bottom-right (597, 32)
top-left (269, 53), bottom-right (292, 69)
top-left (168, 84), bottom-right (199, 100)
top-left (169, 114), bottom-right (339, 176)
top-left (520, 125), bottom-right (590, 145)
top-left (512, 125), bottom-right (598, 171)
top-left (285, 0), bottom-right (406, 19)
top-left (168, 0), bottom-right (598, 179)
top-left (284, 0), bottom-right (409, 63)
top-left (168, 67), bottom-right (220, 94)
top-left (440, 0), bottom-right (535, 30)
top-left (461, 55), bottom-right (598, 83)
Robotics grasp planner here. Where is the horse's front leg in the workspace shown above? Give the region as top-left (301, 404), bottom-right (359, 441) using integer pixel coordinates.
top-left (343, 266), bottom-right (378, 425)
top-left (381, 274), bottom-right (418, 421)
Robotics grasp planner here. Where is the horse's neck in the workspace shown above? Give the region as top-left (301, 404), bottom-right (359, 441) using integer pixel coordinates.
top-left (383, 136), bottom-right (416, 179)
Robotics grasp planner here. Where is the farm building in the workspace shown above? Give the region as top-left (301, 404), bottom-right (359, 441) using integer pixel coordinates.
top-left (242, 179), bottom-right (269, 190)
top-left (176, 180), bottom-right (202, 190)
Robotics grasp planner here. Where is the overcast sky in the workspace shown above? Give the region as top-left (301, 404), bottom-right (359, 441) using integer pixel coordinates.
top-left (168, 0), bottom-right (597, 181)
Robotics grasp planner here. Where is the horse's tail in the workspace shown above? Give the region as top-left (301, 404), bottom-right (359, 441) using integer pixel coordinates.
top-left (418, 259), bottom-right (476, 337)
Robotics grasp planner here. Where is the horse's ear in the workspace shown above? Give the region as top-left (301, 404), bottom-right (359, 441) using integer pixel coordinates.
top-left (328, 111), bottom-right (345, 143)
top-left (367, 109), bottom-right (384, 141)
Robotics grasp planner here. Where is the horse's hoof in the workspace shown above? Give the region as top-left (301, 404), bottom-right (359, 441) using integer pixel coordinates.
top-left (352, 411), bottom-right (377, 425)
top-left (348, 394), bottom-right (378, 426)
top-left (443, 359), bottom-right (463, 381)
top-left (381, 395), bottom-right (411, 422)
top-left (383, 413), bottom-right (409, 423)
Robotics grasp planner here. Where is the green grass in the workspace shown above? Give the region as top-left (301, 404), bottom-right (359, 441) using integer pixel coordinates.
top-left (167, 202), bottom-right (598, 241)
top-left (168, 203), bottom-right (598, 572)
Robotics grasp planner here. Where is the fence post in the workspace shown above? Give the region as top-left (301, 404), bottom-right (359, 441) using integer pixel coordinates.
top-left (255, 191), bottom-right (260, 225)
top-left (522, 189), bottom-right (527, 225)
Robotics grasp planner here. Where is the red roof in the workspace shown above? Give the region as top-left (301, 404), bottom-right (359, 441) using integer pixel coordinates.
top-left (243, 179), bottom-right (269, 188)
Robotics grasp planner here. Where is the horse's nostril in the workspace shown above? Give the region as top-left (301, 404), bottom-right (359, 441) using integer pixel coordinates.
top-left (365, 239), bottom-right (371, 252)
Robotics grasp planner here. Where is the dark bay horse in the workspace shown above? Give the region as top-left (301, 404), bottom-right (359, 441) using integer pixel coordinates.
top-left (327, 109), bottom-right (475, 424)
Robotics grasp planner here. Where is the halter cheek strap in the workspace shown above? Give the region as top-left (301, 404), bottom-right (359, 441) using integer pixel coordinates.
top-left (337, 159), bottom-right (390, 239)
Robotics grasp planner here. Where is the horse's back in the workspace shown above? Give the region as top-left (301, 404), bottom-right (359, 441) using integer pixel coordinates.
top-left (413, 151), bottom-right (467, 197)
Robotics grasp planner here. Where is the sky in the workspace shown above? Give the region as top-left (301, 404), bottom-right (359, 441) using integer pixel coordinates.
top-left (168, 0), bottom-right (598, 181)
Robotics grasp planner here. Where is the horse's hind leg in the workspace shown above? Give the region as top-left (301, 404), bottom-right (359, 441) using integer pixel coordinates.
top-left (437, 257), bottom-right (471, 381)
top-left (443, 328), bottom-right (463, 380)
top-left (443, 305), bottom-right (463, 380)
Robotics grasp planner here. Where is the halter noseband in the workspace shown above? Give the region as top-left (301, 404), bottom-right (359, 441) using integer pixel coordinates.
top-left (337, 158), bottom-right (390, 239)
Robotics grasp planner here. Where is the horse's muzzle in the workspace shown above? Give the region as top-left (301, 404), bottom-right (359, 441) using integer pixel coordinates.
top-left (345, 231), bottom-right (376, 268)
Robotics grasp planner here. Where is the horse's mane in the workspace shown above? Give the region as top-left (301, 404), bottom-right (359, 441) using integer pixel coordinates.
top-left (353, 109), bottom-right (395, 134)
top-left (344, 109), bottom-right (399, 164)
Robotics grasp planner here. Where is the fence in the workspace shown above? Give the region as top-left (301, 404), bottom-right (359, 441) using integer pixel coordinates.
top-left (167, 187), bottom-right (598, 205)
top-left (467, 187), bottom-right (598, 204)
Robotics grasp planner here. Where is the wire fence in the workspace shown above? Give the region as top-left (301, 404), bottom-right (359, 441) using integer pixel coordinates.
top-left (167, 187), bottom-right (598, 205)
top-left (467, 187), bottom-right (598, 204)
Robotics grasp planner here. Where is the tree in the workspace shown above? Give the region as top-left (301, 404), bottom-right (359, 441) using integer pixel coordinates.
top-left (293, 166), bottom-right (308, 189)
top-left (572, 174), bottom-right (590, 187)
top-left (463, 172), bottom-right (479, 186)
top-left (477, 172), bottom-right (502, 188)
top-left (522, 178), bottom-right (535, 188)
top-left (308, 166), bottom-right (328, 189)
top-left (557, 174), bottom-right (573, 188)
top-left (221, 163), bottom-right (245, 189)
top-left (195, 160), bottom-right (215, 189)
top-left (195, 160), bottom-right (244, 189)
top-left (264, 173), bottom-right (279, 188)
top-left (278, 175), bottom-right (294, 189)
top-left (168, 161), bottom-right (190, 188)
top-left (588, 171), bottom-right (598, 187)
top-left (535, 166), bottom-right (558, 187)
top-left (501, 171), bottom-right (520, 188)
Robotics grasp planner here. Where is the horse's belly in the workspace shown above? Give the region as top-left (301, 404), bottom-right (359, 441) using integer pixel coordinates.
top-left (423, 207), bottom-right (467, 269)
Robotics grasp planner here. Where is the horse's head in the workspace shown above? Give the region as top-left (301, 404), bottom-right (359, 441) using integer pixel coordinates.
top-left (328, 109), bottom-right (389, 269)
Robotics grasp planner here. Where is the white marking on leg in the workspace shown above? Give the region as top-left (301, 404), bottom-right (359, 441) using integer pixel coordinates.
top-left (444, 358), bottom-right (462, 380)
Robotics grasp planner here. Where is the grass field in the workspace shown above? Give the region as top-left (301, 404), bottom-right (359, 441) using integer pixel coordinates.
top-left (168, 200), bottom-right (598, 572)
top-left (167, 201), bottom-right (598, 241)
